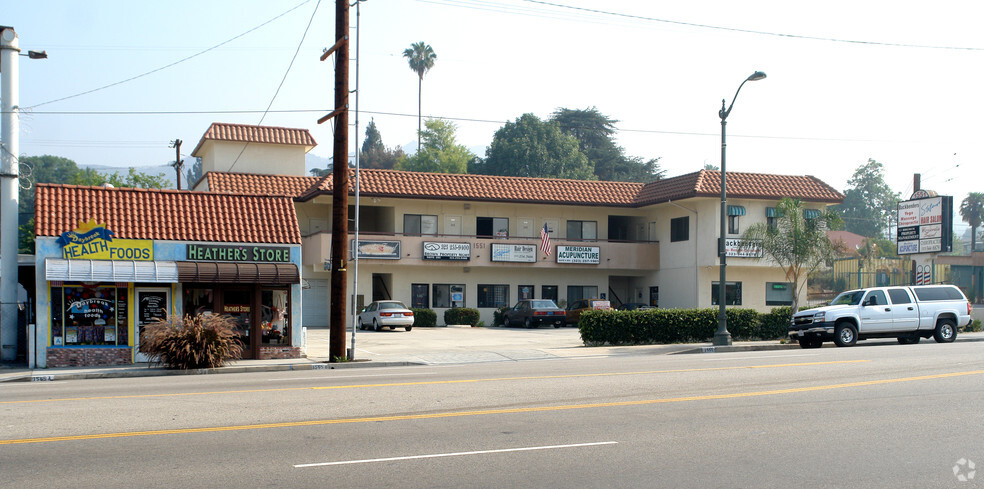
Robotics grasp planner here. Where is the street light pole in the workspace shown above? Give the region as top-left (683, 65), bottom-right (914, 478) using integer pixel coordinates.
top-left (715, 71), bottom-right (766, 346)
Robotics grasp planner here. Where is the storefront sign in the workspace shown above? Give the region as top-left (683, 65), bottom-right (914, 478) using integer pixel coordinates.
top-left (725, 238), bottom-right (763, 258)
top-left (897, 196), bottom-right (953, 255)
top-left (354, 240), bottom-right (401, 259)
top-left (491, 243), bottom-right (537, 263)
top-left (556, 245), bottom-right (600, 264)
top-left (423, 242), bottom-right (471, 261)
top-left (58, 219), bottom-right (153, 261)
top-left (187, 244), bottom-right (290, 262)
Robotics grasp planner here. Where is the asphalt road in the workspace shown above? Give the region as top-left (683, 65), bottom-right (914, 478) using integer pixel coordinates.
top-left (2, 338), bottom-right (983, 488)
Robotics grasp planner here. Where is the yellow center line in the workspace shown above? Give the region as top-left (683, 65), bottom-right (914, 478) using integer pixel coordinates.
top-left (3, 367), bottom-right (980, 446)
top-left (1, 360), bottom-right (866, 405)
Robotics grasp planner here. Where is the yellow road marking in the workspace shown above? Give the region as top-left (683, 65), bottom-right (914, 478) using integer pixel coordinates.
top-left (2, 367), bottom-right (981, 446)
top-left (1, 360), bottom-right (867, 405)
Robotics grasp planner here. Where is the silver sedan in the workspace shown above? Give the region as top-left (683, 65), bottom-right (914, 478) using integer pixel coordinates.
top-left (358, 300), bottom-right (415, 331)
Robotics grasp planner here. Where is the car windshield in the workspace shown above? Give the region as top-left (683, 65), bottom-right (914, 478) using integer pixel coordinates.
top-left (378, 301), bottom-right (408, 310)
top-left (829, 291), bottom-right (864, 306)
top-left (530, 300), bottom-right (558, 309)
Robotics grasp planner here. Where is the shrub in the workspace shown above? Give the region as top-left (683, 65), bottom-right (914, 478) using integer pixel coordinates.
top-left (411, 308), bottom-right (437, 327)
top-left (963, 319), bottom-right (982, 333)
top-left (578, 307), bottom-right (787, 346)
top-left (142, 313), bottom-right (243, 369)
top-left (492, 306), bottom-right (509, 327)
top-left (755, 307), bottom-right (793, 340)
top-left (444, 307), bottom-right (480, 326)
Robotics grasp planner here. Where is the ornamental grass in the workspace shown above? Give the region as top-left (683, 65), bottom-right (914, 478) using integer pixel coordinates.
top-left (143, 313), bottom-right (244, 369)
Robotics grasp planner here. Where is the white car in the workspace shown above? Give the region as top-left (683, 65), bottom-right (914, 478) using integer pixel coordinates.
top-left (358, 301), bottom-right (415, 331)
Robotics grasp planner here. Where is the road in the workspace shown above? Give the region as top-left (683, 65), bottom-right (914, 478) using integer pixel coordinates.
top-left (2, 338), bottom-right (983, 488)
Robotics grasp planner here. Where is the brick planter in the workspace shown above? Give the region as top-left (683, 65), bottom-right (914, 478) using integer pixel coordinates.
top-left (259, 346), bottom-right (301, 360)
top-left (47, 347), bottom-right (132, 368)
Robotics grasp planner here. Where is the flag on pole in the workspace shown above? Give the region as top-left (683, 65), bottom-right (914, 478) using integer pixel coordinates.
top-left (540, 223), bottom-right (552, 256)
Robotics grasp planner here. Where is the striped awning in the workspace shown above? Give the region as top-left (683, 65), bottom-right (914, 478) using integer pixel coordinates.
top-left (727, 205), bottom-right (746, 216)
top-left (803, 208), bottom-right (822, 219)
top-left (176, 262), bottom-right (299, 284)
top-left (45, 258), bottom-right (179, 283)
top-left (766, 207), bottom-right (780, 218)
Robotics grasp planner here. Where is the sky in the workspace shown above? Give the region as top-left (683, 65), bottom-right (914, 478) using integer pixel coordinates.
top-left (3, 0), bottom-right (983, 231)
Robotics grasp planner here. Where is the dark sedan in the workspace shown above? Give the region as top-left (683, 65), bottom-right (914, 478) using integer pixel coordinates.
top-left (502, 299), bottom-right (566, 328)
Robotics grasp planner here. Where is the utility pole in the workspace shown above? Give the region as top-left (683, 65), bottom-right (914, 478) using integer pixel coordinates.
top-left (0, 27), bottom-right (21, 361)
top-left (170, 139), bottom-right (183, 190)
top-left (318, 0), bottom-right (349, 361)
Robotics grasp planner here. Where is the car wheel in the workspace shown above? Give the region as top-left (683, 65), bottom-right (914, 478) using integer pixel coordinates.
top-left (833, 323), bottom-right (857, 347)
top-left (933, 319), bottom-right (957, 343)
top-left (524, 318), bottom-right (532, 329)
top-left (405, 326), bottom-right (412, 332)
top-left (897, 335), bottom-right (920, 345)
top-left (372, 319), bottom-right (380, 332)
top-left (357, 318), bottom-right (364, 331)
top-left (799, 338), bottom-right (822, 349)
top-left (503, 317), bottom-right (511, 328)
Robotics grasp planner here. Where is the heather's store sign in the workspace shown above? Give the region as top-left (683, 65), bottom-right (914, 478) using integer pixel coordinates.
top-left (59, 219), bottom-right (153, 260)
top-left (557, 246), bottom-right (600, 264)
top-left (491, 244), bottom-right (537, 263)
top-left (423, 242), bottom-right (471, 261)
top-left (187, 244), bottom-right (291, 262)
top-left (897, 195), bottom-right (953, 255)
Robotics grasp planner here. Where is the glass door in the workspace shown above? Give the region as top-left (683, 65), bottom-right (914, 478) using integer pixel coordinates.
top-left (135, 288), bottom-right (170, 362)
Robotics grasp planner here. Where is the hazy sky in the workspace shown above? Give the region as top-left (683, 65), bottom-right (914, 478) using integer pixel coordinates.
top-left (4, 0), bottom-right (983, 228)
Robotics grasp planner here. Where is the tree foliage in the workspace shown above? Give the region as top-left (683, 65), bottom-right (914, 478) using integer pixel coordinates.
top-left (403, 41), bottom-right (437, 150)
top-left (185, 157), bottom-right (203, 188)
top-left (960, 192), bottom-right (984, 252)
top-left (359, 119), bottom-right (405, 170)
top-left (551, 107), bottom-right (664, 183)
top-left (471, 113), bottom-right (594, 180)
top-left (396, 119), bottom-right (473, 173)
top-left (834, 159), bottom-right (900, 238)
top-left (740, 198), bottom-right (842, 311)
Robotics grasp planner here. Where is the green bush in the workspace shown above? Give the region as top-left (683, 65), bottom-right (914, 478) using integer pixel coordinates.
top-left (492, 306), bottom-right (509, 327)
top-left (578, 307), bottom-right (790, 346)
top-left (411, 308), bottom-right (437, 327)
top-left (142, 313), bottom-right (243, 369)
top-left (963, 319), bottom-right (982, 333)
top-left (756, 307), bottom-right (793, 340)
top-left (444, 307), bottom-right (480, 326)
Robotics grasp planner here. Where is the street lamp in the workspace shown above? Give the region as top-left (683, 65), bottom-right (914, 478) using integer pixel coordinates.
top-left (715, 71), bottom-right (766, 346)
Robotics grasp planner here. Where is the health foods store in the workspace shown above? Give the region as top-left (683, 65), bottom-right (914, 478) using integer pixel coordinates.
top-left (34, 221), bottom-right (302, 368)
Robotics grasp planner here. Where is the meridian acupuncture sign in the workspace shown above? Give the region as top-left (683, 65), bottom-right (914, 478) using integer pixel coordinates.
top-left (897, 195), bottom-right (953, 255)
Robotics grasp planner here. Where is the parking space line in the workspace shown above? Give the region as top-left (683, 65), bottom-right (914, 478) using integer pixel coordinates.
top-left (293, 441), bottom-right (619, 468)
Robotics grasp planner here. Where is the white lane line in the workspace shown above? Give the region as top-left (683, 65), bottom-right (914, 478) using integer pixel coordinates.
top-left (702, 353), bottom-right (820, 361)
top-left (294, 441), bottom-right (618, 468)
top-left (267, 372), bottom-right (436, 381)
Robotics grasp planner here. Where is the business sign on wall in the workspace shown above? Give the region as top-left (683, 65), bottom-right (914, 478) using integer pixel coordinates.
top-left (725, 238), bottom-right (763, 258)
top-left (58, 219), bottom-right (153, 261)
top-left (897, 195), bottom-right (953, 255)
top-left (187, 244), bottom-right (291, 262)
top-left (491, 243), bottom-right (537, 263)
top-left (556, 245), bottom-right (600, 264)
top-left (353, 240), bottom-right (402, 259)
top-left (423, 242), bottom-right (471, 261)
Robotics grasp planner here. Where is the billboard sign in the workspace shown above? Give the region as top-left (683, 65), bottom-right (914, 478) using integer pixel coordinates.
top-left (896, 195), bottom-right (952, 255)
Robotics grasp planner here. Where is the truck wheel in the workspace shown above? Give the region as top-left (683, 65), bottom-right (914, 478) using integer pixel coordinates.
top-left (833, 323), bottom-right (857, 347)
top-left (799, 338), bottom-right (822, 349)
top-left (933, 319), bottom-right (957, 343)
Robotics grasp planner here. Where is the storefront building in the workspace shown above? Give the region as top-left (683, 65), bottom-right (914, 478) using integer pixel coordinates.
top-left (32, 184), bottom-right (302, 368)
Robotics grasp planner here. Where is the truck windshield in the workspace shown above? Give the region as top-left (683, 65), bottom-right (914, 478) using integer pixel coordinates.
top-left (829, 290), bottom-right (864, 306)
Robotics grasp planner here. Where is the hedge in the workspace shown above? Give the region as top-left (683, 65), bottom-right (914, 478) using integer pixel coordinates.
top-left (410, 308), bottom-right (437, 327)
top-left (444, 307), bottom-right (481, 327)
top-left (578, 307), bottom-right (793, 346)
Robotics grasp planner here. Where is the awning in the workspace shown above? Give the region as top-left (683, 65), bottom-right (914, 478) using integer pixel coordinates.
top-left (766, 207), bottom-right (781, 218)
top-left (804, 209), bottom-right (822, 219)
top-left (727, 205), bottom-right (746, 216)
top-left (45, 259), bottom-right (179, 283)
top-left (176, 262), bottom-right (299, 284)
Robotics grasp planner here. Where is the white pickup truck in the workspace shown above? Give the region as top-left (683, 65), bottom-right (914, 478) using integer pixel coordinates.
top-left (789, 284), bottom-right (972, 348)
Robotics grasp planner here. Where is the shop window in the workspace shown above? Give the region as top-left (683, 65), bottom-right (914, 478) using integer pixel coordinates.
top-left (404, 214), bottom-right (438, 236)
top-left (477, 217), bottom-right (508, 239)
top-left (566, 220), bottom-right (598, 241)
top-left (51, 284), bottom-right (125, 346)
top-left (765, 282), bottom-right (794, 306)
top-left (542, 285), bottom-right (558, 303)
top-left (711, 282), bottom-right (742, 305)
top-left (478, 284), bottom-right (509, 308)
top-left (433, 284), bottom-right (465, 308)
top-left (567, 285), bottom-right (599, 303)
top-left (411, 284), bottom-right (429, 308)
top-left (670, 216), bottom-right (689, 242)
top-left (261, 289), bottom-right (290, 345)
top-left (518, 285), bottom-right (535, 300)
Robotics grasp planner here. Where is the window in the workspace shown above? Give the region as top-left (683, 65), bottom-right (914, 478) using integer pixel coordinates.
top-left (261, 288), bottom-right (290, 345)
top-left (542, 285), bottom-right (558, 302)
top-left (728, 215), bottom-right (740, 234)
top-left (711, 282), bottom-right (742, 305)
top-left (567, 285), bottom-right (599, 303)
top-left (518, 285), bottom-right (535, 300)
top-left (404, 214), bottom-right (437, 236)
top-left (670, 216), bottom-right (689, 242)
top-left (863, 290), bottom-right (888, 306)
top-left (566, 220), bottom-right (598, 241)
top-left (51, 284), bottom-right (128, 346)
top-left (478, 284), bottom-right (509, 308)
top-left (411, 284), bottom-right (429, 308)
top-left (477, 217), bottom-right (509, 239)
top-left (765, 282), bottom-right (793, 306)
top-left (433, 284), bottom-right (465, 308)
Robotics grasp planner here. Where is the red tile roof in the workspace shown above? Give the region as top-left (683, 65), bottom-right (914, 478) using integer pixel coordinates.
top-left (204, 169), bottom-right (844, 207)
top-left (35, 184), bottom-right (300, 244)
top-left (191, 123), bottom-right (317, 157)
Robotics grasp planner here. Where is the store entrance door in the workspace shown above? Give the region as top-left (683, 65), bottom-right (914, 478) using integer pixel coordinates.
top-left (135, 288), bottom-right (170, 362)
top-left (222, 288), bottom-right (256, 359)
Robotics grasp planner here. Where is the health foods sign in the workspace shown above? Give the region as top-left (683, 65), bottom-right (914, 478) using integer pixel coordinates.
top-left (187, 244), bottom-right (291, 263)
top-left (556, 245), bottom-right (600, 264)
top-left (58, 219), bottom-right (153, 261)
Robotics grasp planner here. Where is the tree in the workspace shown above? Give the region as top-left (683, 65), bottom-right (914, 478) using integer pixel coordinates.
top-left (359, 119), bottom-right (404, 170)
top-left (959, 192), bottom-right (984, 252)
top-left (396, 119), bottom-right (473, 174)
top-left (551, 107), bottom-right (664, 183)
top-left (740, 197), bottom-right (843, 311)
top-left (185, 157), bottom-right (203, 188)
top-left (834, 159), bottom-right (900, 238)
top-left (471, 113), bottom-right (595, 180)
top-left (402, 41), bottom-right (437, 152)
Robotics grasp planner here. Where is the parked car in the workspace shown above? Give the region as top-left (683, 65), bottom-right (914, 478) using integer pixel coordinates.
top-left (617, 302), bottom-right (654, 311)
top-left (358, 300), bottom-right (414, 331)
top-left (566, 299), bottom-right (612, 325)
top-left (502, 299), bottom-right (566, 328)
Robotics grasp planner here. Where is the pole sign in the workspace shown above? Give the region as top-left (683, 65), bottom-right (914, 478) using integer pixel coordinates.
top-left (897, 195), bottom-right (952, 255)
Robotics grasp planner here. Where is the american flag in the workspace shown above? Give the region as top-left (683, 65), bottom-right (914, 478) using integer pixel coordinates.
top-left (540, 223), bottom-right (552, 256)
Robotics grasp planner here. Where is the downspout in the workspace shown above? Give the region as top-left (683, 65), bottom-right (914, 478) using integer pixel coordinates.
top-left (667, 200), bottom-right (699, 308)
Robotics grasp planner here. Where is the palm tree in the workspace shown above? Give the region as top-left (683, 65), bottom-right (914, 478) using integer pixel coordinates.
top-left (402, 42), bottom-right (437, 152)
top-left (960, 192), bottom-right (984, 252)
